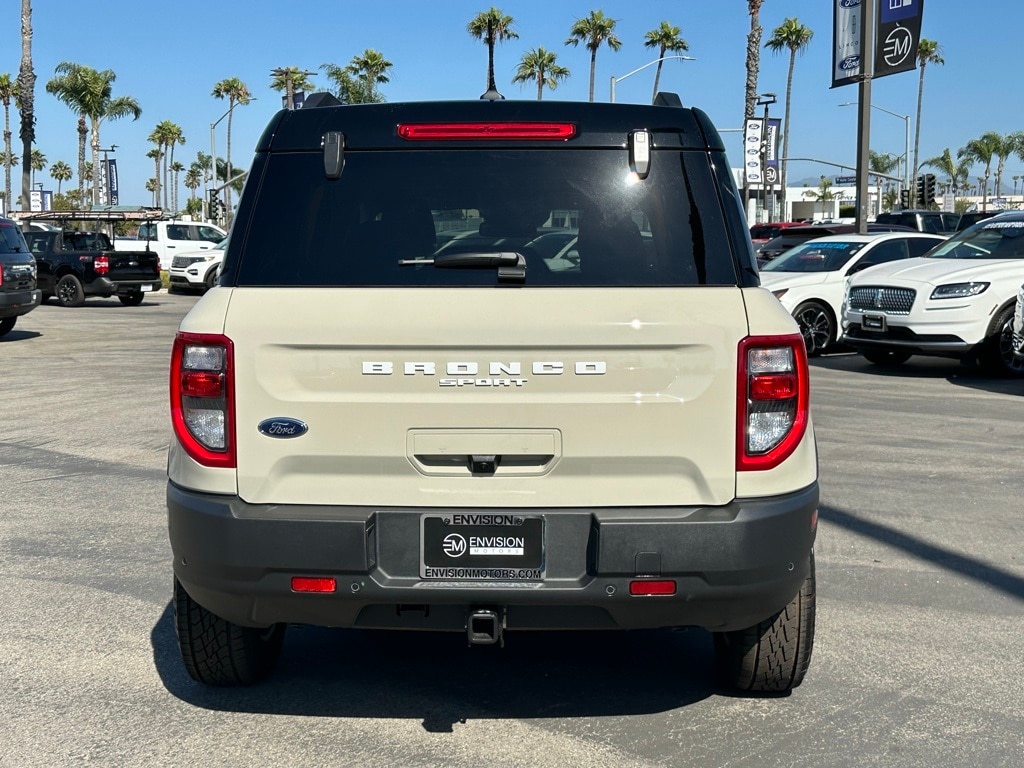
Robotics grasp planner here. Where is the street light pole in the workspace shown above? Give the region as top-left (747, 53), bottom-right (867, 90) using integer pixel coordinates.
top-left (209, 98), bottom-right (256, 223)
top-left (609, 55), bottom-right (696, 103)
top-left (840, 101), bottom-right (910, 201)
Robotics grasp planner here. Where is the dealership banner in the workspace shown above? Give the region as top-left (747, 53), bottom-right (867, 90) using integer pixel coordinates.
top-left (832, 0), bottom-right (864, 88)
top-left (743, 118), bottom-right (764, 184)
top-left (106, 158), bottom-right (119, 205)
top-left (874, 0), bottom-right (924, 80)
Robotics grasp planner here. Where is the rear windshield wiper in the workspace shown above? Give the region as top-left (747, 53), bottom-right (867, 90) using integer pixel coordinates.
top-left (399, 251), bottom-right (526, 283)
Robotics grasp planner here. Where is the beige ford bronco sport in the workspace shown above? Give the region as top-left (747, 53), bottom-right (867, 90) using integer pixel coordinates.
top-left (168, 92), bottom-right (818, 692)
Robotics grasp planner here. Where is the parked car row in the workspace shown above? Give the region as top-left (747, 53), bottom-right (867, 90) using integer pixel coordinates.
top-left (754, 211), bottom-right (1024, 376)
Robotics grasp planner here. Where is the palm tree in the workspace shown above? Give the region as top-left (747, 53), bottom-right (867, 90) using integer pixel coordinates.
top-left (765, 17), bottom-right (814, 223)
top-left (147, 123), bottom-right (169, 211)
top-left (802, 175), bottom-right (837, 220)
top-left (0, 73), bottom-right (17, 210)
top-left (46, 63), bottom-right (90, 200)
top-left (269, 67), bottom-right (315, 108)
top-left (184, 165), bottom-right (201, 201)
top-left (170, 160), bottom-right (185, 213)
top-left (512, 47), bottom-right (570, 100)
top-left (29, 147), bottom-right (45, 186)
top-left (17, 0), bottom-right (36, 210)
top-left (882, 187), bottom-right (899, 213)
top-left (869, 150), bottom-right (900, 203)
top-left (992, 132), bottom-right (1022, 197)
top-left (153, 120), bottom-right (184, 210)
top-left (468, 8), bottom-right (518, 99)
top-left (958, 132), bottom-right (1001, 211)
top-left (566, 10), bottom-right (622, 103)
top-left (922, 148), bottom-right (971, 196)
top-left (47, 62), bottom-right (141, 206)
top-left (643, 21), bottom-right (689, 102)
top-left (211, 77), bottom-right (251, 219)
top-left (743, 1), bottom-right (766, 206)
top-left (146, 147), bottom-right (161, 207)
top-left (49, 159), bottom-right (72, 194)
top-left (346, 49), bottom-right (392, 103)
top-left (911, 39), bottom-right (944, 207)
top-left (320, 63), bottom-right (361, 104)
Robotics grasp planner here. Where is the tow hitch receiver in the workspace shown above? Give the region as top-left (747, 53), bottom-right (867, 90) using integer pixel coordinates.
top-left (467, 608), bottom-right (504, 646)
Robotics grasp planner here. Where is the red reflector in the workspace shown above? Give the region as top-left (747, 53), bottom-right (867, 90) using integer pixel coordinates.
top-left (180, 371), bottom-right (223, 398)
top-left (291, 577), bottom-right (336, 593)
top-left (629, 580), bottom-right (677, 596)
top-left (397, 122), bottom-right (576, 141)
top-left (750, 373), bottom-right (797, 401)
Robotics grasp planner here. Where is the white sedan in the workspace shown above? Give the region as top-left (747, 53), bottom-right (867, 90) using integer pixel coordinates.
top-left (759, 232), bottom-right (944, 355)
top-left (843, 212), bottom-right (1024, 375)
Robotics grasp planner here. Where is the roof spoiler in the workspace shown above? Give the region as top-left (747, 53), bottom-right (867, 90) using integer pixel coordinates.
top-left (303, 92), bottom-right (342, 109)
top-left (653, 92), bottom-right (683, 108)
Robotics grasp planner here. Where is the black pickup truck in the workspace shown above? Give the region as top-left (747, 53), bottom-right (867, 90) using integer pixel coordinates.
top-left (24, 230), bottom-right (162, 307)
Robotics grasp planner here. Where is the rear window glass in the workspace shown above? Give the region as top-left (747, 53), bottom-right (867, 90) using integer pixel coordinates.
top-left (233, 149), bottom-right (739, 287)
top-left (0, 221), bottom-right (29, 254)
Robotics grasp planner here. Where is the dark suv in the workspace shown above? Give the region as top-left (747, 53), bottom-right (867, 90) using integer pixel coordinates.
top-left (168, 93), bottom-right (818, 693)
top-left (874, 210), bottom-right (958, 235)
top-left (0, 217), bottom-right (41, 338)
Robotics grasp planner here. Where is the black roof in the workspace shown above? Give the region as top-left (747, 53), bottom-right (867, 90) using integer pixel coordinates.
top-left (257, 95), bottom-right (724, 152)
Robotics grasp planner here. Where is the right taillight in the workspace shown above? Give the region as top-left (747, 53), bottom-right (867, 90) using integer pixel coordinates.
top-left (170, 332), bottom-right (235, 468)
top-left (737, 334), bottom-right (809, 471)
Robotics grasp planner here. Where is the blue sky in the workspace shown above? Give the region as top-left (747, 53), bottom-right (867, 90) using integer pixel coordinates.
top-left (4, 0), bottom-right (1023, 206)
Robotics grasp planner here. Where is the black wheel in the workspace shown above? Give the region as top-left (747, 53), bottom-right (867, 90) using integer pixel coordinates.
top-left (978, 307), bottom-right (1024, 376)
top-left (173, 578), bottom-right (285, 686)
top-left (714, 553), bottom-right (816, 693)
top-left (0, 317), bottom-right (16, 337)
top-left (55, 274), bottom-right (86, 307)
top-left (119, 291), bottom-right (145, 306)
top-left (204, 267), bottom-right (219, 290)
top-left (793, 301), bottom-right (835, 356)
top-left (861, 348), bottom-right (912, 366)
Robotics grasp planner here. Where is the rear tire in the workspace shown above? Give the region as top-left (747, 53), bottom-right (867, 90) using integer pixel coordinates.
top-left (714, 553), bottom-right (816, 693)
top-left (119, 292), bottom-right (145, 306)
top-left (0, 317), bottom-right (16, 337)
top-left (793, 301), bottom-right (835, 356)
top-left (978, 307), bottom-right (1024, 376)
top-left (861, 348), bottom-right (912, 366)
top-left (55, 274), bottom-right (86, 307)
top-left (173, 578), bottom-right (285, 686)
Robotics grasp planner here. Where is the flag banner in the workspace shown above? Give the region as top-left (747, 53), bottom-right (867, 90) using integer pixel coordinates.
top-left (743, 118), bottom-right (764, 184)
top-left (874, 0), bottom-right (924, 80)
top-left (832, 0), bottom-right (865, 88)
top-left (107, 159), bottom-right (119, 205)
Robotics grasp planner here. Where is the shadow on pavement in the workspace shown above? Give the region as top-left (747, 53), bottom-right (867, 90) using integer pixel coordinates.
top-left (152, 603), bottom-right (718, 725)
top-left (821, 504), bottom-right (1024, 601)
top-left (810, 351), bottom-right (1024, 395)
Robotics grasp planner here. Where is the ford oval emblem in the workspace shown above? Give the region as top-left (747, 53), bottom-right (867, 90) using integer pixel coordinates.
top-left (839, 0), bottom-right (861, 8)
top-left (257, 418), bottom-right (308, 438)
top-left (839, 55), bottom-right (861, 71)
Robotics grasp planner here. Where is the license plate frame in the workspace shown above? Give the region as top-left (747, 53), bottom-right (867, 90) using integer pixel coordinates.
top-left (862, 313), bottom-right (887, 333)
top-left (420, 514), bottom-right (545, 580)
top-left (140, 284), bottom-right (154, 292)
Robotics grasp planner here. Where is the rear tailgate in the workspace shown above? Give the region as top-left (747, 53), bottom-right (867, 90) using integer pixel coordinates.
top-left (228, 287), bottom-right (748, 508)
top-left (104, 249), bottom-right (162, 280)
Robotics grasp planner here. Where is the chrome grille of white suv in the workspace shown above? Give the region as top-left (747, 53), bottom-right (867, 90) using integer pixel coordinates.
top-left (849, 286), bottom-right (916, 314)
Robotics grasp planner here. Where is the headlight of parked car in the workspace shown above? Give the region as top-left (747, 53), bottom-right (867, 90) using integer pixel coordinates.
top-left (930, 282), bottom-right (990, 299)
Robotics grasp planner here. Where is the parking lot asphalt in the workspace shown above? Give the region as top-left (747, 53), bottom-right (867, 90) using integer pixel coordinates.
top-left (1, 291), bottom-right (1021, 767)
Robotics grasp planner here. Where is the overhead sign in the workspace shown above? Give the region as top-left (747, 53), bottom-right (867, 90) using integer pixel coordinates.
top-left (874, 0), bottom-right (924, 80)
top-left (836, 175), bottom-right (857, 184)
top-left (832, 0), bottom-right (864, 88)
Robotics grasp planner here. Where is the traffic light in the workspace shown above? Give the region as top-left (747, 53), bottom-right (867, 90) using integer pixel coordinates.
top-left (207, 190), bottom-right (221, 220)
top-left (900, 189), bottom-right (910, 209)
top-left (923, 173), bottom-right (937, 207)
top-left (915, 175), bottom-right (925, 208)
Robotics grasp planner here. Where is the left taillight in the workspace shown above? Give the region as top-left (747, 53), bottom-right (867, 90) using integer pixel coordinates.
top-left (170, 332), bottom-right (235, 468)
top-left (737, 334), bottom-right (809, 471)
top-left (94, 255), bottom-right (110, 275)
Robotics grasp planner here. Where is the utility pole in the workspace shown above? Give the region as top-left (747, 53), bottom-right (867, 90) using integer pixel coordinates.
top-left (270, 68), bottom-right (316, 110)
top-left (854, 1), bottom-right (875, 234)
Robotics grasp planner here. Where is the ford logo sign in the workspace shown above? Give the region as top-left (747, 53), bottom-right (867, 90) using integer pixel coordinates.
top-left (839, 55), bottom-right (861, 71)
top-left (839, 0), bottom-right (861, 8)
top-left (257, 418), bottom-right (308, 438)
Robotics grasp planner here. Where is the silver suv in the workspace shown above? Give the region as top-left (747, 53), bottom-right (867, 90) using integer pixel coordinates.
top-left (167, 94), bottom-right (819, 692)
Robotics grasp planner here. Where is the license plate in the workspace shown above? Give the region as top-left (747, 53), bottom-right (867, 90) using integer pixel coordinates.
top-left (140, 284), bottom-right (153, 292)
top-left (420, 514), bottom-right (544, 580)
top-left (862, 314), bottom-right (887, 332)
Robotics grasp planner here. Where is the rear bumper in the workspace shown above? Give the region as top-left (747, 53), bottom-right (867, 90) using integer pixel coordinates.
top-left (0, 288), bottom-right (41, 319)
top-left (84, 277), bottom-right (162, 297)
top-left (168, 481), bottom-right (819, 633)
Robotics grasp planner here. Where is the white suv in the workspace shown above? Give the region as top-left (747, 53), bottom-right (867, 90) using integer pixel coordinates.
top-left (166, 93), bottom-right (819, 692)
top-left (168, 237), bottom-right (226, 292)
top-left (844, 212), bottom-right (1024, 375)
